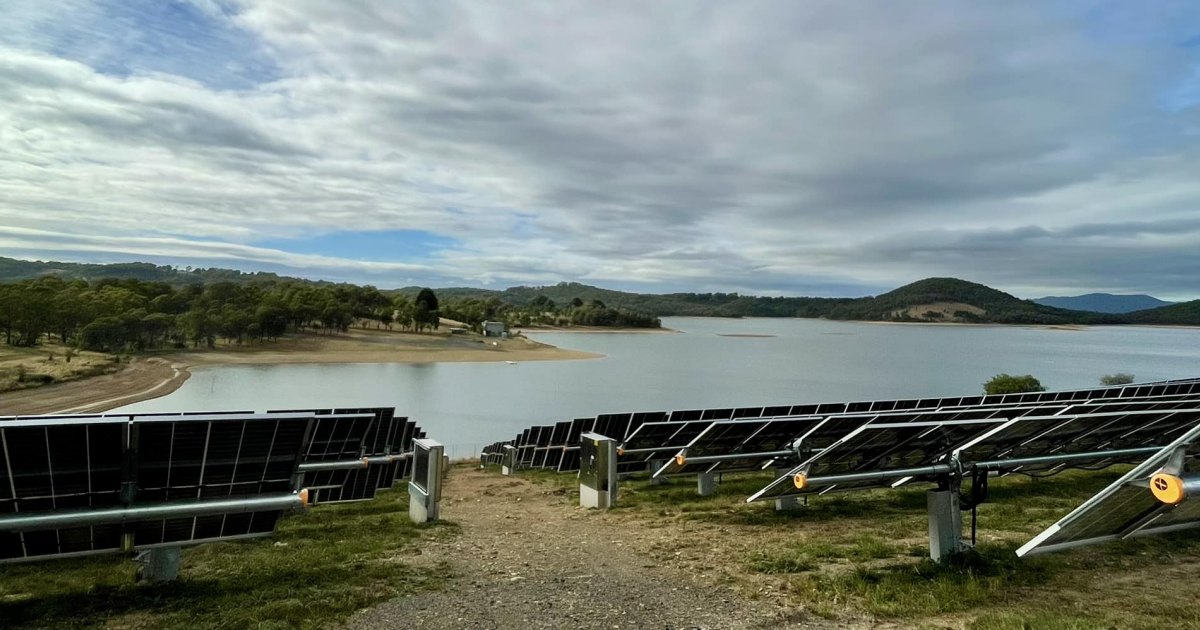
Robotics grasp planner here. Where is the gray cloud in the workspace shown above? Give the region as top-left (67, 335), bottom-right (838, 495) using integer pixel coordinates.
top-left (1, 1), bottom-right (1199, 298)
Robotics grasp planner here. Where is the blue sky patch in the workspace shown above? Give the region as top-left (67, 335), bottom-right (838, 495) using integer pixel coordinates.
top-left (256, 230), bottom-right (460, 262)
top-left (7, 0), bottom-right (278, 90)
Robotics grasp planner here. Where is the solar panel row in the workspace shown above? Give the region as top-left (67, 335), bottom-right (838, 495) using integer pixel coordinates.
top-left (482, 377), bottom-right (1200, 557)
top-left (0, 413), bottom-right (312, 562)
top-left (0, 407), bottom-right (427, 565)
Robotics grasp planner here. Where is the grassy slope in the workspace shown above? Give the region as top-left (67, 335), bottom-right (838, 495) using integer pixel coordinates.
top-left (522, 467), bottom-right (1200, 629)
top-left (0, 487), bottom-right (457, 629)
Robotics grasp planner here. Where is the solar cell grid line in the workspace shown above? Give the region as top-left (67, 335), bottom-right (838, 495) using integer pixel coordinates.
top-left (541, 421), bottom-right (573, 470)
top-left (518, 427), bottom-right (548, 468)
top-left (747, 418), bottom-right (1010, 502)
top-left (377, 414), bottom-right (411, 488)
top-left (746, 401), bottom-right (1200, 505)
top-left (0, 417), bottom-right (129, 562)
top-left (274, 410), bottom-right (376, 504)
top-left (531, 424), bottom-right (556, 469)
top-left (1017, 422), bottom-right (1200, 557)
top-left (618, 419), bottom-right (718, 458)
top-left (326, 408), bottom-right (398, 497)
top-left (669, 409), bottom-right (703, 422)
top-left (556, 418), bottom-right (596, 472)
top-left (670, 397), bottom-right (1200, 481)
top-left (954, 407), bottom-right (1200, 477)
top-left (129, 412), bottom-right (314, 550)
top-left (643, 394), bottom-right (1200, 479)
top-left (397, 420), bottom-right (420, 479)
top-left (656, 416), bottom-right (823, 477)
top-left (0, 412), bottom-right (316, 561)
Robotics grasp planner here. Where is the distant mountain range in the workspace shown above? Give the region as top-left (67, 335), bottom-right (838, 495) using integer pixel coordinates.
top-left (1, 256), bottom-right (1198, 326)
top-left (400, 277), bottom-right (1200, 326)
top-left (1033, 293), bottom-right (1174, 314)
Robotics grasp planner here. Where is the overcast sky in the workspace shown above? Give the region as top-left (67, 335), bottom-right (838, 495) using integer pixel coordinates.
top-left (2, 1), bottom-right (1199, 299)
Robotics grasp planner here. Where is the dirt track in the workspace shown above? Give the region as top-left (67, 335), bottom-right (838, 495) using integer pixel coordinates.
top-left (0, 357), bottom-right (188, 416)
top-left (346, 468), bottom-right (829, 630)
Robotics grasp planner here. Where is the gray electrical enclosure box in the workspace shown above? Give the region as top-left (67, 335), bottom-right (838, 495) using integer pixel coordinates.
top-left (501, 444), bottom-right (517, 475)
top-left (409, 438), bottom-right (445, 523)
top-left (579, 432), bottom-right (617, 509)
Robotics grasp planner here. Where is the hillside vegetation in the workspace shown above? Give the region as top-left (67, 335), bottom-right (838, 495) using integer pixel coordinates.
top-left (405, 278), bottom-right (1152, 325)
top-left (3, 257), bottom-right (1198, 325)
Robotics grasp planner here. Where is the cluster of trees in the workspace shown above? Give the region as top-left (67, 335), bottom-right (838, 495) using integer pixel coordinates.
top-left (438, 293), bottom-right (660, 329)
top-left (983, 372), bottom-right (1138, 395)
top-left (0, 277), bottom-right (442, 353)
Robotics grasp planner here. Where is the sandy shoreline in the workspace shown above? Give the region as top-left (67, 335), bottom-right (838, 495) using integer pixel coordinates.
top-left (0, 328), bottom-right (600, 416)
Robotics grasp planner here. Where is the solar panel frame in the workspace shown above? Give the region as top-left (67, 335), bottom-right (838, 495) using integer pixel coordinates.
top-left (1018, 422), bottom-right (1200, 556)
top-left (1, 412), bottom-right (315, 563)
top-left (273, 410), bottom-right (377, 504)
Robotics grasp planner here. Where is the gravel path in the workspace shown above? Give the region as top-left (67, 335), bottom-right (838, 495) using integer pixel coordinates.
top-left (346, 468), bottom-right (827, 629)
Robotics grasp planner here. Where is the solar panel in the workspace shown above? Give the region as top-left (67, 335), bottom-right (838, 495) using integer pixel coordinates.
top-left (654, 416), bottom-right (820, 477)
top-left (556, 418), bottom-right (596, 473)
top-left (954, 407), bottom-right (1200, 476)
top-left (396, 420), bottom-right (419, 479)
top-left (619, 420), bottom-right (716, 458)
top-left (488, 377), bottom-right (1200, 481)
top-left (749, 402), bottom-right (1200, 504)
top-left (0, 413), bottom-right (313, 563)
top-left (530, 424), bottom-right (555, 468)
top-left (1018, 422), bottom-right (1200, 557)
top-left (277, 410), bottom-right (377, 504)
top-left (0, 417), bottom-right (127, 561)
top-left (539, 421), bottom-right (573, 470)
top-left (131, 413), bottom-right (312, 547)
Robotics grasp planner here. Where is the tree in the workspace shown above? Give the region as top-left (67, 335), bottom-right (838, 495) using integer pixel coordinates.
top-left (413, 288), bottom-right (440, 332)
top-left (983, 373), bottom-right (1045, 395)
top-left (1100, 373), bottom-right (1135, 386)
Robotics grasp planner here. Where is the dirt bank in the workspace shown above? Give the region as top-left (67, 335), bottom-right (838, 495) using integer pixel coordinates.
top-left (0, 328), bottom-right (600, 416)
top-left (0, 357), bottom-right (189, 416)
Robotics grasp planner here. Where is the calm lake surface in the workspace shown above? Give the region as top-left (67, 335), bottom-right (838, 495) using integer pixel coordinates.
top-left (115, 318), bottom-right (1200, 457)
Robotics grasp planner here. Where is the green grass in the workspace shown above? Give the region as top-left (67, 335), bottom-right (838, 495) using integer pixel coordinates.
top-left (517, 464), bottom-right (1200, 628)
top-left (0, 487), bottom-right (457, 629)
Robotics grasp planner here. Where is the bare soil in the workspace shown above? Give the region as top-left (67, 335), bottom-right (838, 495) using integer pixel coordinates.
top-left (0, 328), bottom-right (598, 416)
top-left (0, 357), bottom-right (187, 416)
top-left (346, 468), bottom-right (836, 630)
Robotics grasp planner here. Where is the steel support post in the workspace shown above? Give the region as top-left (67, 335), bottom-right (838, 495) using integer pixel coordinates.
top-left (649, 459), bottom-right (668, 485)
top-left (772, 469), bottom-right (801, 511)
top-left (927, 488), bottom-right (966, 562)
top-left (696, 472), bottom-right (717, 496)
top-left (136, 546), bottom-right (182, 583)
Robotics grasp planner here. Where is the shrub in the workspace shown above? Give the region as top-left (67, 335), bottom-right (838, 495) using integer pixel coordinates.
top-left (1099, 373), bottom-right (1135, 386)
top-left (983, 373), bottom-right (1045, 395)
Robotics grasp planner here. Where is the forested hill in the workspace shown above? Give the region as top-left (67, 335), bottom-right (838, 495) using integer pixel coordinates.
top-left (401, 278), bottom-right (1130, 324)
top-left (3, 257), bottom-right (1198, 325)
top-left (0, 257), bottom-right (288, 285)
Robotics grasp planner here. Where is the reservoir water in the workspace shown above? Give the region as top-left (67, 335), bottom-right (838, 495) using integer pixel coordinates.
top-left (115, 318), bottom-right (1200, 457)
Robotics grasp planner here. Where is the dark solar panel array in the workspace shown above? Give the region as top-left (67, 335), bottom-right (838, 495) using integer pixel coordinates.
top-left (483, 378), bottom-right (1200, 485)
top-left (270, 407), bottom-right (425, 503)
top-left (749, 399), bottom-right (1200, 503)
top-left (0, 413), bottom-right (313, 562)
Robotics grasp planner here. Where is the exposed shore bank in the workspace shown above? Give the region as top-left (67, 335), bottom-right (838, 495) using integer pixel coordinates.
top-left (0, 328), bottom-right (599, 416)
